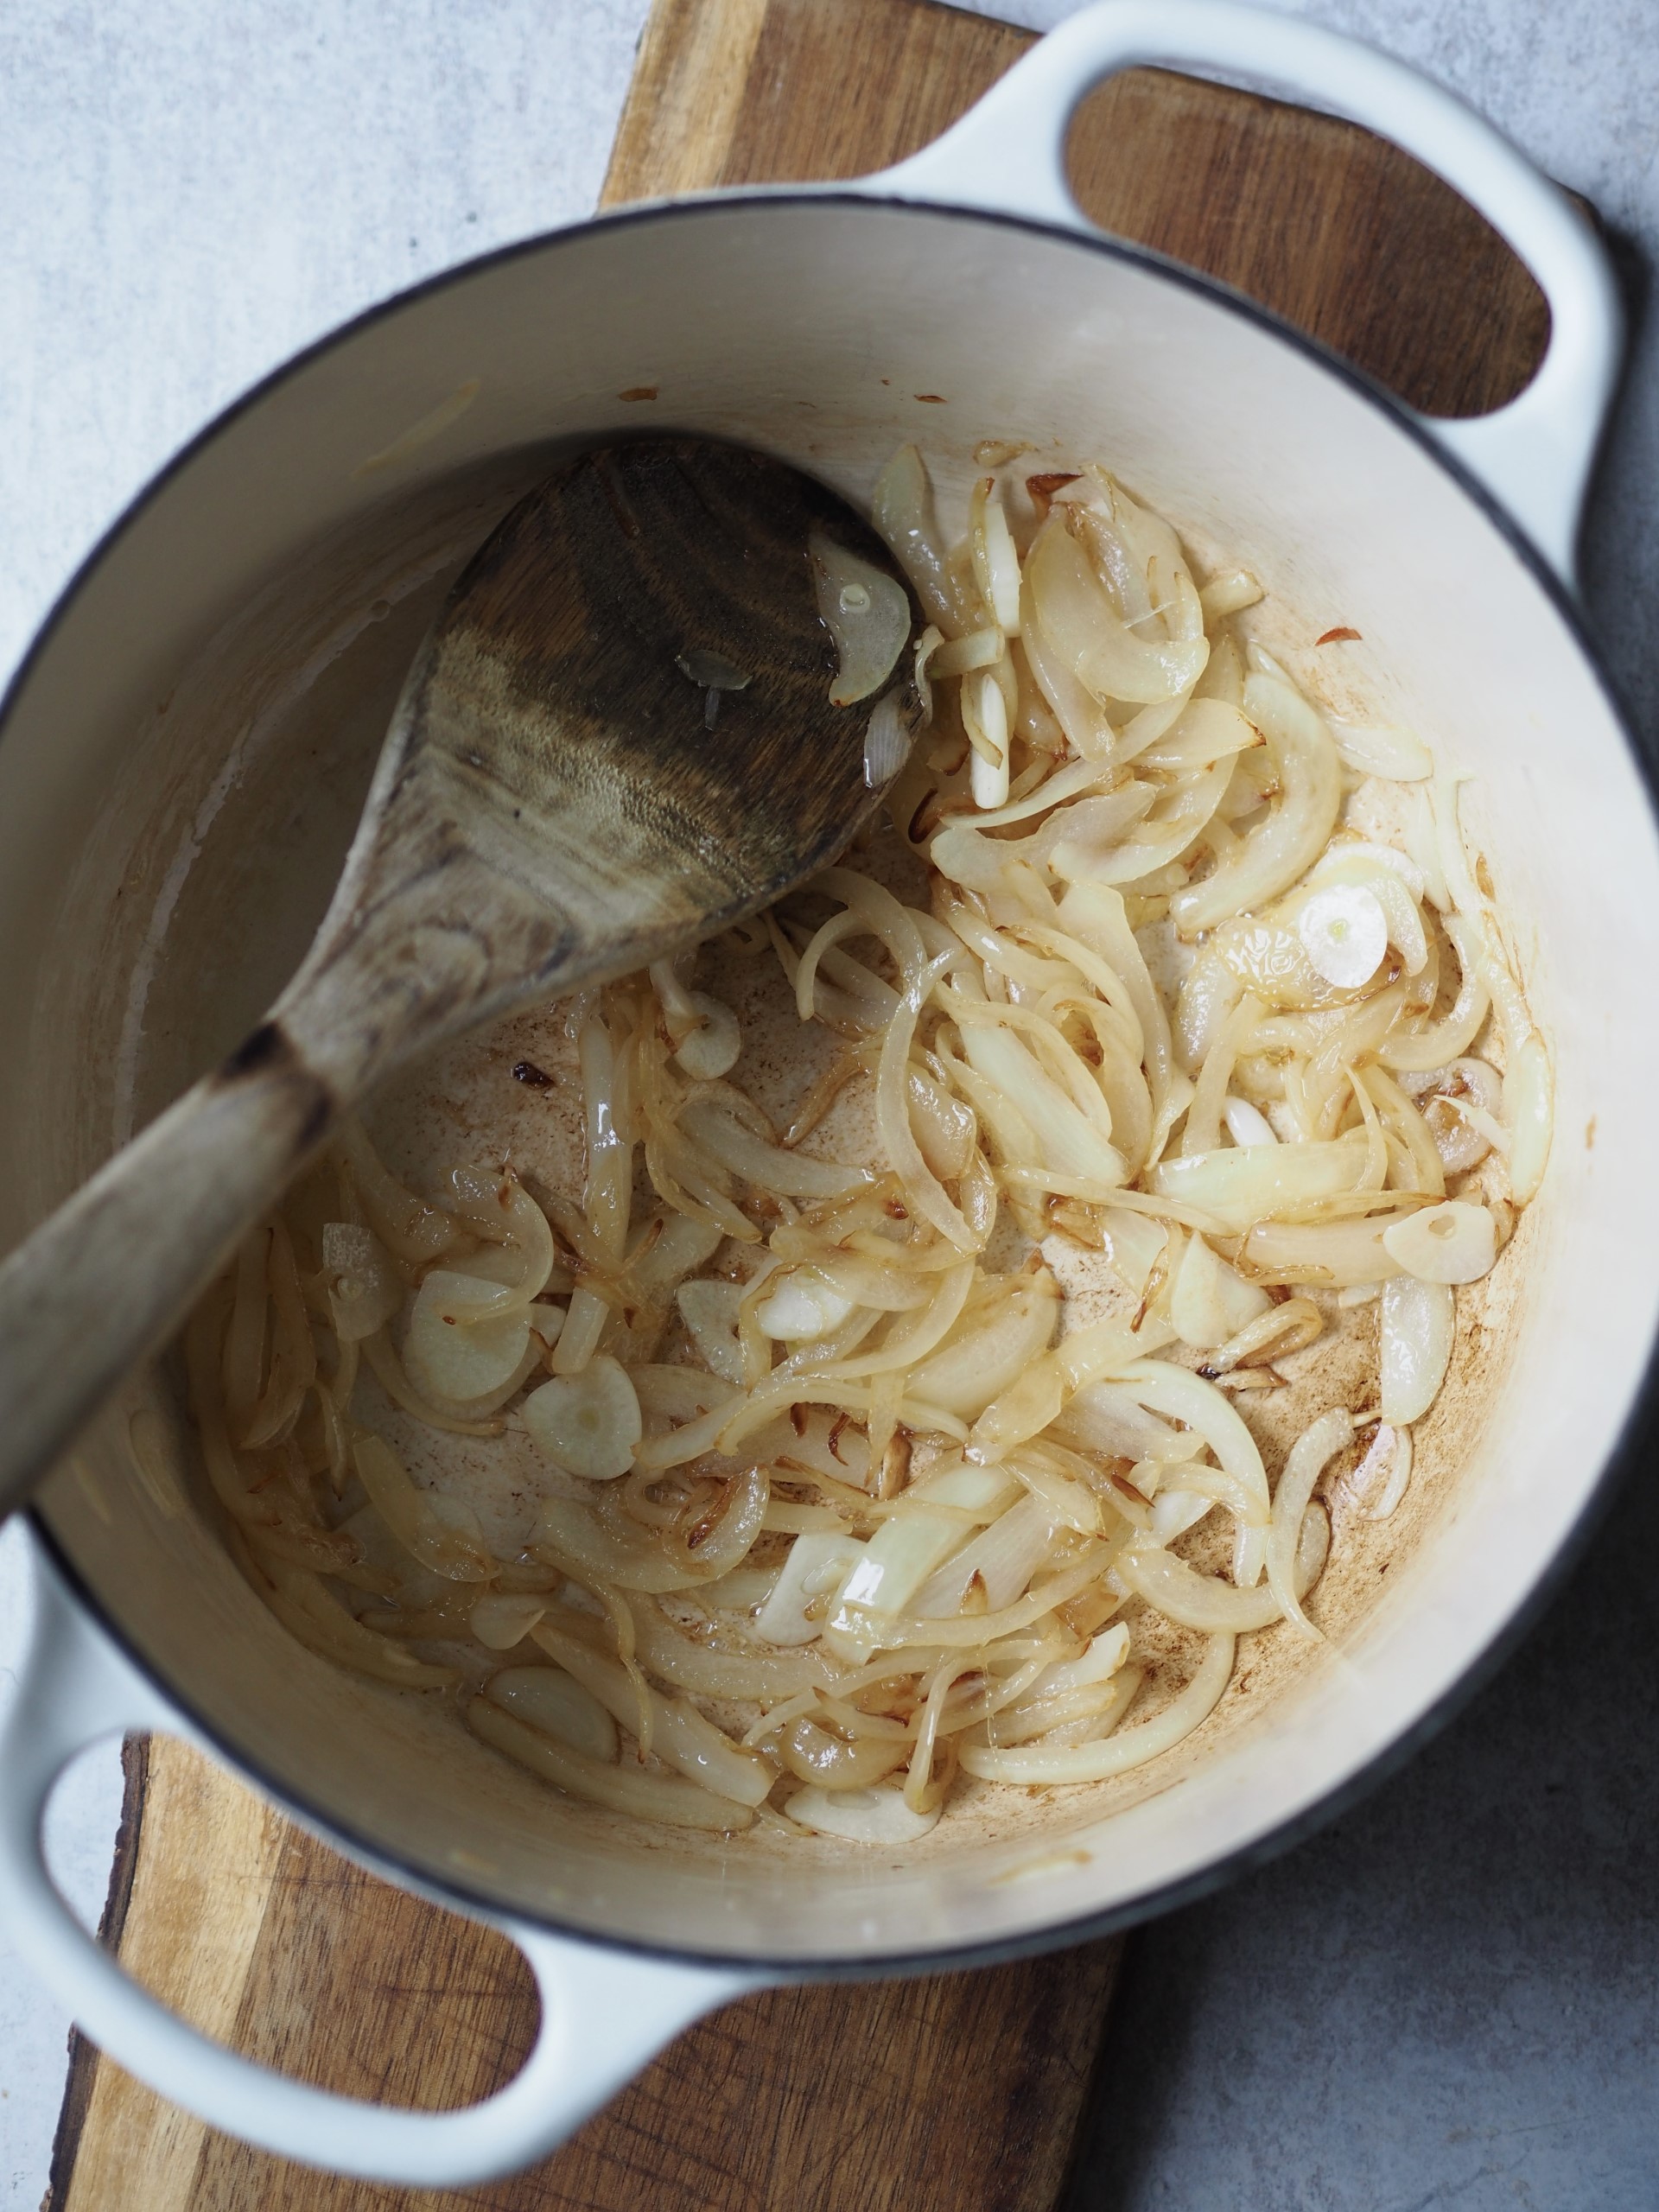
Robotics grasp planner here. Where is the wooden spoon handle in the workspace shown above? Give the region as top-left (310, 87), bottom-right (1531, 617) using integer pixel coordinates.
top-left (0, 1024), bottom-right (333, 1516)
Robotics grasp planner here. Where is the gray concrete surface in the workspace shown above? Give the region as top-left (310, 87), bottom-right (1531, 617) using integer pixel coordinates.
top-left (1, 1), bottom-right (1656, 2204)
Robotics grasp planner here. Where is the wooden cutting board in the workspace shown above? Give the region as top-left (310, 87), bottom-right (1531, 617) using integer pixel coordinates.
top-left (45, 4), bottom-right (1553, 2207)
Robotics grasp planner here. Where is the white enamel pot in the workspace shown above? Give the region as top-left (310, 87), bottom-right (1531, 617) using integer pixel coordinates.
top-left (0, 0), bottom-right (1649, 2187)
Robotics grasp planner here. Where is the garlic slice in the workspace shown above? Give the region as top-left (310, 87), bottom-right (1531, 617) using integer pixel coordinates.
top-left (523, 1355), bottom-right (643, 1479)
top-left (469, 1593), bottom-right (550, 1649)
top-left (809, 531), bottom-right (912, 707)
top-left (404, 1272), bottom-right (533, 1404)
top-left (1297, 884), bottom-right (1388, 988)
top-left (1379, 1275), bottom-right (1455, 1425)
top-left (321, 1222), bottom-right (403, 1341)
top-left (755, 1268), bottom-right (857, 1343)
top-left (1382, 1201), bottom-right (1497, 1285)
top-left (1222, 1096), bottom-right (1276, 1148)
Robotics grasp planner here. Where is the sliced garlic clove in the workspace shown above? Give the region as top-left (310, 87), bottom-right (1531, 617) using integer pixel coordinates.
top-left (526, 1303), bottom-right (566, 1357)
top-left (1222, 1096), bottom-right (1277, 1148)
top-left (1297, 884), bottom-right (1389, 988)
top-left (862, 687), bottom-right (914, 791)
top-left (321, 1221), bottom-right (404, 1341)
top-left (809, 531), bottom-right (912, 707)
top-left (968, 670), bottom-right (1010, 810)
top-left (1382, 1200), bottom-right (1497, 1285)
top-left (1379, 1275), bottom-right (1455, 1425)
top-left (523, 1354), bottom-right (643, 1479)
top-left (469, 1594), bottom-right (550, 1650)
top-left (404, 1275), bottom-right (532, 1404)
top-left (672, 994), bottom-right (741, 1080)
top-left (754, 1268), bottom-right (856, 1343)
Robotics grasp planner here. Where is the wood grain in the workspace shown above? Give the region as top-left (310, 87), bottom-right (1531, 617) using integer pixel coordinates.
top-left (51, 3), bottom-right (1562, 2208)
top-left (601, 0), bottom-right (1549, 420)
top-left (50, 1736), bottom-right (1121, 2212)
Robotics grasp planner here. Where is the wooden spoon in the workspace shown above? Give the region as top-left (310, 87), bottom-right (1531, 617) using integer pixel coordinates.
top-left (0, 436), bottom-right (918, 1516)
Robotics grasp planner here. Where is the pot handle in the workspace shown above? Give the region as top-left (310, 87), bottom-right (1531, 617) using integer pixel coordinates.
top-left (0, 1537), bottom-right (753, 2188)
top-left (867, 0), bottom-right (1622, 586)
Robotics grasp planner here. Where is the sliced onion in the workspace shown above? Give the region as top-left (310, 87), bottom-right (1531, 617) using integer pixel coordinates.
top-left (444, 1167), bottom-right (556, 1306)
top-left (1236, 1214), bottom-right (1403, 1287)
top-left (785, 1783), bottom-right (941, 1842)
top-left (523, 1356), bottom-right (643, 1479)
top-left (1028, 1623), bottom-right (1131, 1700)
top-left (532, 1623), bottom-right (776, 1806)
top-left (970, 475), bottom-right (1022, 633)
top-left (1151, 1133), bottom-right (1369, 1233)
top-left (680, 1099), bottom-right (871, 1199)
top-left (626, 1597), bottom-right (832, 1696)
top-left (1328, 719), bottom-right (1433, 780)
top-left (1136, 697), bottom-right (1262, 773)
top-left (321, 1223), bottom-right (403, 1342)
top-left (911, 1494), bottom-right (1056, 1617)
top-left (871, 442), bottom-right (961, 632)
top-left (906, 1274), bottom-right (1059, 1421)
top-left (968, 670), bottom-right (1011, 809)
top-left (960, 1630), bottom-right (1234, 1784)
top-left (833, 1506), bottom-right (971, 1623)
top-left (955, 1020), bottom-right (1125, 1187)
top-left (1170, 672), bottom-right (1341, 933)
top-left (1170, 1230), bottom-right (1271, 1351)
top-left (1116, 1504), bottom-right (1327, 1632)
top-left (626, 1211), bottom-right (726, 1303)
top-left (675, 1279), bottom-right (747, 1383)
top-left (1505, 1031), bottom-right (1553, 1206)
top-left (534, 1495), bottom-right (739, 1592)
top-left (810, 530), bottom-right (912, 707)
top-left (485, 1664), bottom-right (617, 1762)
top-left (1050, 1382), bottom-right (1179, 1461)
top-left (756, 1530), bottom-right (870, 1646)
top-left (1198, 569), bottom-right (1263, 621)
top-left (1420, 1058), bottom-right (1504, 1174)
top-left (1382, 1201), bottom-right (1496, 1285)
top-left (1379, 1274), bottom-right (1455, 1425)
top-left (1267, 1408), bottom-right (1349, 1636)
top-left (1093, 1206), bottom-right (1172, 1297)
top-left (1027, 512), bottom-right (1208, 705)
top-left (1349, 1421), bottom-right (1413, 1520)
top-left (632, 1363), bottom-right (742, 1423)
top-left (1112, 1359), bottom-right (1269, 1520)
top-left (466, 1699), bottom-right (753, 1831)
top-left (338, 1120), bottom-right (460, 1264)
top-left (353, 1433), bottom-right (494, 1582)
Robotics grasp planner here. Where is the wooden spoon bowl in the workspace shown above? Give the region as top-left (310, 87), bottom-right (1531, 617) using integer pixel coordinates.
top-left (0, 436), bottom-right (918, 1514)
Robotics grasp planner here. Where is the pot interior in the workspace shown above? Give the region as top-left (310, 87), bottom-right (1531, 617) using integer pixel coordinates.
top-left (9, 199), bottom-right (1656, 1965)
